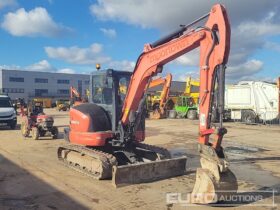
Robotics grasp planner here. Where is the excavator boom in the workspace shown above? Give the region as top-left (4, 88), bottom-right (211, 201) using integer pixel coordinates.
top-left (113, 4), bottom-right (237, 203)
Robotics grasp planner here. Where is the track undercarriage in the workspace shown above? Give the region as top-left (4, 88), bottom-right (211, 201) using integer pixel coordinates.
top-left (58, 142), bottom-right (187, 187)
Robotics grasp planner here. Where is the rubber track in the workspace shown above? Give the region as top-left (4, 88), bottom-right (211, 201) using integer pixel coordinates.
top-left (58, 143), bottom-right (171, 180)
top-left (57, 144), bottom-right (117, 180)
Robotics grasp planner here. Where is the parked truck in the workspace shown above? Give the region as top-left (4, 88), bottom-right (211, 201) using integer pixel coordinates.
top-left (224, 81), bottom-right (279, 123)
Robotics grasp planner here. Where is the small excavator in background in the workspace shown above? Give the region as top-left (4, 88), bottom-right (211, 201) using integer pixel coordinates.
top-left (59, 4), bottom-right (237, 204)
top-left (147, 73), bottom-right (173, 119)
top-left (70, 86), bottom-right (83, 106)
top-left (185, 76), bottom-right (200, 104)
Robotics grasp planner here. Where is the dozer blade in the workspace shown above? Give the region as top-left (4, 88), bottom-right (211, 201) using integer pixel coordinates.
top-left (112, 156), bottom-right (187, 187)
top-left (191, 145), bottom-right (238, 204)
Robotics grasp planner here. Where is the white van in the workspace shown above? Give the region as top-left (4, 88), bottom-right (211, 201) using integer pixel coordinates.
top-left (0, 95), bottom-right (17, 129)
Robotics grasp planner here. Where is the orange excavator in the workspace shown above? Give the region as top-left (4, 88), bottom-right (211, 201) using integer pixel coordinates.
top-left (147, 73), bottom-right (173, 119)
top-left (59, 4), bottom-right (237, 203)
top-left (70, 86), bottom-right (83, 106)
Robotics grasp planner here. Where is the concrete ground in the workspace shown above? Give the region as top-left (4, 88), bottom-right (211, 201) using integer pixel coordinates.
top-left (0, 109), bottom-right (279, 210)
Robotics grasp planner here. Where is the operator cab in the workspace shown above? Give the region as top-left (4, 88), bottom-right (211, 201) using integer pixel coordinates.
top-left (89, 69), bottom-right (132, 131)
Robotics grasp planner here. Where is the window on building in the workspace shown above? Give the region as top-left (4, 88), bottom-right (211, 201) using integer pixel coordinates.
top-left (35, 78), bottom-right (48, 83)
top-left (35, 89), bottom-right (48, 97)
top-left (57, 79), bottom-right (70, 84)
top-left (2, 88), bottom-right (24, 93)
top-left (57, 89), bottom-right (69, 95)
top-left (78, 80), bottom-right (82, 95)
top-left (9, 77), bottom-right (24, 82)
top-left (84, 80), bottom-right (90, 85)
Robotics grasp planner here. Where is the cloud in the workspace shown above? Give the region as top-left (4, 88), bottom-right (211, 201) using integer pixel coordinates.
top-left (237, 13), bottom-right (280, 37)
top-left (90, 0), bottom-right (280, 30)
top-left (56, 68), bottom-right (75, 74)
top-left (26, 60), bottom-right (56, 72)
top-left (100, 28), bottom-right (117, 38)
top-left (1, 60), bottom-right (76, 74)
top-left (173, 49), bottom-right (199, 66)
top-left (45, 43), bottom-right (134, 71)
top-left (107, 60), bottom-right (135, 71)
top-left (90, 0), bottom-right (280, 82)
top-left (174, 71), bottom-right (199, 82)
top-left (0, 0), bottom-right (16, 9)
top-left (264, 41), bottom-right (280, 52)
top-left (226, 59), bottom-right (263, 81)
top-left (1, 7), bottom-right (71, 37)
top-left (0, 64), bottom-right (21, 70)
top-left (45, 43), bottom-right (110, 65)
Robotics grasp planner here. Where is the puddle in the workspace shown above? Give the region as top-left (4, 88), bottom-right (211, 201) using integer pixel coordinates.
top-left (169, 146), bottom-right (280, 188)
top-left (224, 145), bottom-right (280, 186)
top-left (225, 146), bottom-right (268, 155)
top-left (168, 147), bottom-right (200, 171)
top-left (169, 148), bottom-right (188, 158)
top-left (231, 163), bottom-right (280, 187)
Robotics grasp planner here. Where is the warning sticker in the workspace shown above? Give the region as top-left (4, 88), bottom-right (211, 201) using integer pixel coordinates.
top-left (200, 114), bottom-right (205, 126)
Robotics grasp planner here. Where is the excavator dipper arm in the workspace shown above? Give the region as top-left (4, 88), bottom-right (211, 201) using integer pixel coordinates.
top-left (119, 4), bottom-right (237, 203)
top-left (148, 73), bottom-right (172, 119)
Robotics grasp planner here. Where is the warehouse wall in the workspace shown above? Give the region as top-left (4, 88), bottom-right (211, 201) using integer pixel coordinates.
top-left (0, 69), bottom-right (90, 101)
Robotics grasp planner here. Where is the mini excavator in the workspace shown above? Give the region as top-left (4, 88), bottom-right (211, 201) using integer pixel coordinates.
top-left (59, 4), bottom-right (237, 204)
top-left (147, 73), bottom-right (172, 119)
top-left (70, 86), bottom-right (83, 106)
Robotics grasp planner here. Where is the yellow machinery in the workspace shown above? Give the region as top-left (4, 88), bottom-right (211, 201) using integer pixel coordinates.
top-left (184, 76), bottom-right (200, 104)
top-left (33, 98), bottom-right (52, 108)
top-left (56, 99), bottom-right (70, 111)
top-left (147, 74), bottom-right (173, 119)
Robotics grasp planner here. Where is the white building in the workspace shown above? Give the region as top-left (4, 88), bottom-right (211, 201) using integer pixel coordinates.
top-left (0, 69), bottom-right (90, 101)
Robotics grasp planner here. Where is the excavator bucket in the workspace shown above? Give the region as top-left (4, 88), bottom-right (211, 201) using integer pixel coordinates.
top-left (191, 146), bottom-right (238, 204)
top-left (112, 156), bottom-right (187, 187)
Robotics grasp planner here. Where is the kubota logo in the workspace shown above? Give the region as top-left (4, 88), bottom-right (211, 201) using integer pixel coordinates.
top-left (149, 39), bottom-right (190, 63)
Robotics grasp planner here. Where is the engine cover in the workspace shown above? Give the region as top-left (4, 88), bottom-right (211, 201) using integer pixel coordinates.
top-left (69, 103), bottom-right (113, 146)
top-left (70, 103), bottom-right (111, 132)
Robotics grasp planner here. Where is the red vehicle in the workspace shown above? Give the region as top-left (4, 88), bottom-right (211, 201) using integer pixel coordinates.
top-left (59, 4), bottom-right (237, 204)
top-left (21, 101), bottom-right (58, 140)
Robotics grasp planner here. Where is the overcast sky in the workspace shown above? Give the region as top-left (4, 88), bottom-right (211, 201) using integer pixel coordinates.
top-left (0, 0), bottom-right (279, 83)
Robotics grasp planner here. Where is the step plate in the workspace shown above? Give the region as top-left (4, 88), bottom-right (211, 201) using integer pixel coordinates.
top-left (112, 156), bottom-right (187, 187)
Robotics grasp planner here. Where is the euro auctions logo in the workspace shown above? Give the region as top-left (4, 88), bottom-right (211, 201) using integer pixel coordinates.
top-left (166, 190), bottom-right (277, 207)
